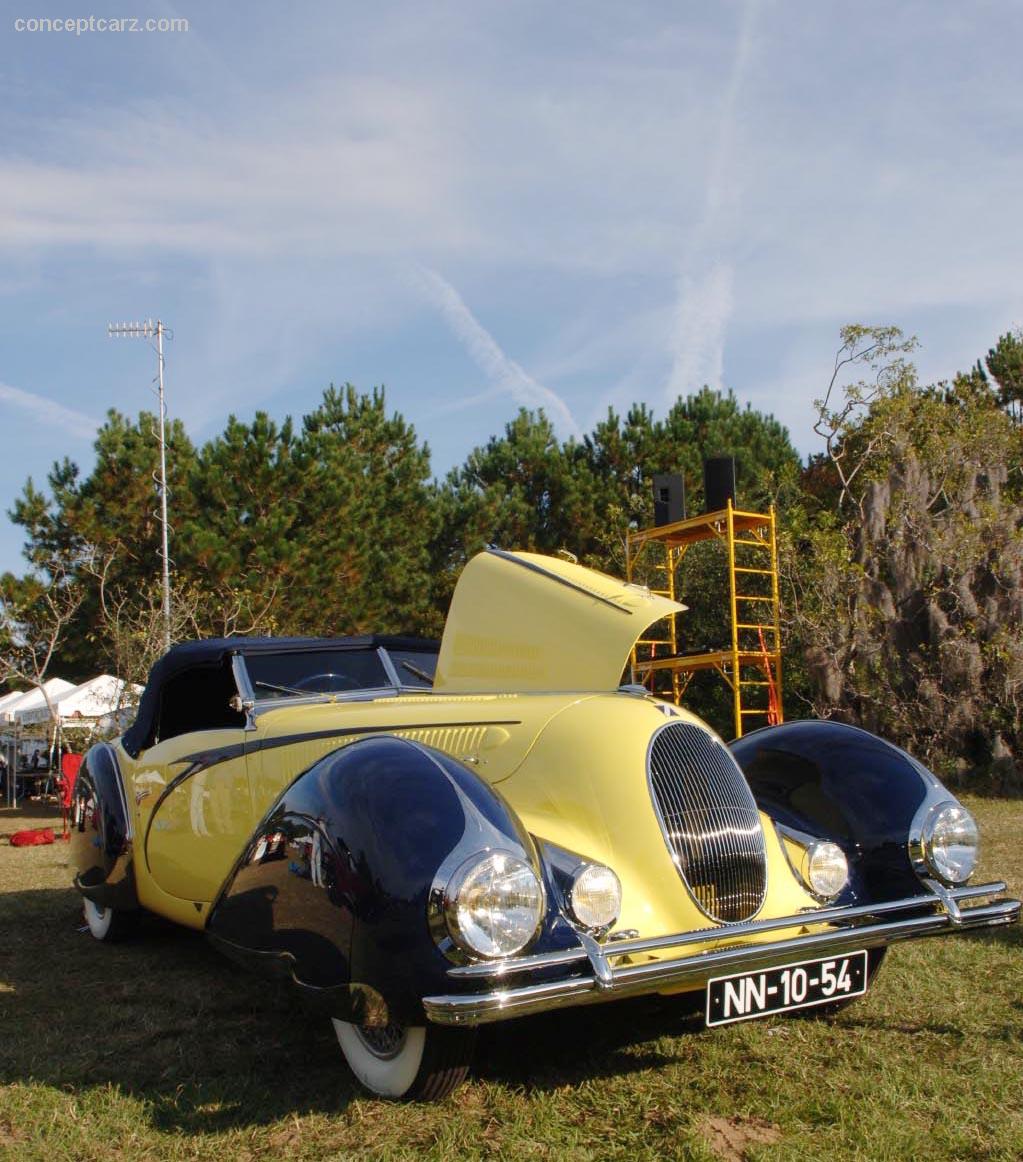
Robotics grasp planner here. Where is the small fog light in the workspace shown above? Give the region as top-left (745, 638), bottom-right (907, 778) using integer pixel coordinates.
top-left (801, 841), bottom-right (849, 900)
top-left (568, 863), bottom-right (622, 930)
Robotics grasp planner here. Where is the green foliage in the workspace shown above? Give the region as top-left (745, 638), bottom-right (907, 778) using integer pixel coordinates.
top-left (986, 328), bottom-right (1023, 421)
top-left (73, 408), bottom-right (198, 584)
top-left (434, 409), bottom-right (601, 575)
top-left (7, 410), bottom-right (199, 677)
top-left (428, 390), bottom-right (799, 736)
top-left (286, 384), bottom-right (438, 636)
top-left (787, 329), bottom-right (1023, 785)
top-left (587, 389), bottom-right (800, 566)
top-left (6, 387), bottom-right (439, 680)
top-left (182, 412), bottom-right (299, 592)
top-left (810, 324), bottom-right (920, 515)
top-left (5, 333), bottom-right (1020, 785)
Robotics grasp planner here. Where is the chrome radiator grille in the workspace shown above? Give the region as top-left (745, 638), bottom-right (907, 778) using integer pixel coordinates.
top-left (648, 722), bottom-right (767, 923)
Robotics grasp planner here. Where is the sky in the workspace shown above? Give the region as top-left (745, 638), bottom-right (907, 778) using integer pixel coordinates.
top-left (1, 0), bottom-right (1021, 574)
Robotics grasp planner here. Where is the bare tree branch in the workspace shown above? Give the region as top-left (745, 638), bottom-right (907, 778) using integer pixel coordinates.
top-left (0, 562), bottom-right (85, 724)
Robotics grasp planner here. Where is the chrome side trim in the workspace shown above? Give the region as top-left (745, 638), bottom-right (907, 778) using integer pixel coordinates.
top-left (425, 882), bottom-right (1019, 1025)
top-left (252, 686), bottom-right (394, 709)
top-left (243, 687), bottom-right (443, 715)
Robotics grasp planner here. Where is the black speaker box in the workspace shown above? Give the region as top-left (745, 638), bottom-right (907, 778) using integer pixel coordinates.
top-left (703, 457), bottom-right (736, 513)
top-left (653, 474), bottom-right (685, 526)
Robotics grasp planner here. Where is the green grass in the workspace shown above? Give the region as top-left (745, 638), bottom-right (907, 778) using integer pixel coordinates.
top-left (1, 798), bottom-right (1021, 1160)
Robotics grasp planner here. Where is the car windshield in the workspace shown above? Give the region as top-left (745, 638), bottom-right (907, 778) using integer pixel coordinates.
top-left (244, 649), bottom-right (391, 699)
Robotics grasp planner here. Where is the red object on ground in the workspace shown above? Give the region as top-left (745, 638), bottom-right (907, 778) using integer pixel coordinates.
top-left (10, 828), bottom-right (55, 847)
top-left (58, 752), bottom-right (83, 838)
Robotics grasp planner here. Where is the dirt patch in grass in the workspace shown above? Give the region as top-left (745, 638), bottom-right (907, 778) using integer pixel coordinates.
top-left (0, 1118), bottom-right (25, 1148)
top-left (699, 1115), bottom-right (782, 1161)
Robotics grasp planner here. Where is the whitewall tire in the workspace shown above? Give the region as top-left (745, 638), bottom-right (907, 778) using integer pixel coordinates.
top-left (82, 898), bottom-right (136, 942)
top-left (332, 1018), bottom-right (475, 1101)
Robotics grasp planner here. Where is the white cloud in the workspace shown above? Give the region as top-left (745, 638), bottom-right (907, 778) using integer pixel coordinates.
top-left (0, 0), bottom-right (1021, 533)
top-left (666, 263), bottom-right (735, 399)
top-left (0, 380), bottom-right (98, 440)
top-left (409, 266), bottom-right (582, 440)
top-left (664, 0), bottom-right (762, 402)
top-left (0, 77), bottom-right (470, 260)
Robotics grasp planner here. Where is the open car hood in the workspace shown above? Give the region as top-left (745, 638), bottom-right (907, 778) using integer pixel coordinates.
top-left (434, 549), bottom-right (685, 693)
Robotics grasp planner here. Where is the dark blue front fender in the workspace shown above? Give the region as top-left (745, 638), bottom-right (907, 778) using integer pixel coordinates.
top-left (206, 735), bottom-right (557, 1025)
top-left (730, 720), bottom-right (953, 902)
top-left (70, 743), bottom-right (137, 911)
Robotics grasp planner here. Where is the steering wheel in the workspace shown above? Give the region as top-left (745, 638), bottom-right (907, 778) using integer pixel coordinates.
top-left (291, 672), bottom-right (362, 693)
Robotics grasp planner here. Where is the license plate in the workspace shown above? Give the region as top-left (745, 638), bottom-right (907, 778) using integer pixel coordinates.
top-left (706, 950), bottom-right (869, 1027)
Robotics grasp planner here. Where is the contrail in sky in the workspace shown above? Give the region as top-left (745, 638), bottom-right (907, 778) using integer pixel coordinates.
top-left (0, 380), bottom-right (98, 440)
top-left (411, 265), bottom-right (582, 441)
top-left (666, 0), bottom-right (761, 402)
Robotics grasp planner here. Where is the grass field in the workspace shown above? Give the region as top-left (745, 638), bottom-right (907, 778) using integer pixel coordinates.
top-left (1, 797), bottom-right (1021, 1161)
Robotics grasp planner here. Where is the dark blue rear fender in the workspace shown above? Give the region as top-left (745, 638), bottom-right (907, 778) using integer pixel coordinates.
top-left (730, 720), bottom-right (953, 902)
top-left (207, 735), bottom-right (556, 1026)
top-left (70, 743), bottom-right (138, 911)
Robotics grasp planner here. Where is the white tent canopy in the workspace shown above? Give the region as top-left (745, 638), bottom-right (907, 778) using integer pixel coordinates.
top-left (0, 689), bottom-right (26, 719)
top-left (0, 678), bottom-right (77, 726)
top-left (16, 674), bottom-right (142, 727)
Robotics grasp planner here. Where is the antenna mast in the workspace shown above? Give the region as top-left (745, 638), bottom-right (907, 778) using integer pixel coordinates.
top-left (106, 318), bottom-right (173, 653)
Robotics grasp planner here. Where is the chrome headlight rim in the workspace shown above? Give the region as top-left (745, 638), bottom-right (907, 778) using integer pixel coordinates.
top-left (567, 861), bottom-right (622, 933)
top-left (799, 839), bottom-right (850, 902)
top-left (442, 849), bottom-right (545, 961)
top-left (919, 800), bottom-right (979, 885)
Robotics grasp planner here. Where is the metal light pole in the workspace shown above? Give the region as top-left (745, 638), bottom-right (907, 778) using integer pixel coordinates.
top-left (107, 318), bottom-right (173, 653)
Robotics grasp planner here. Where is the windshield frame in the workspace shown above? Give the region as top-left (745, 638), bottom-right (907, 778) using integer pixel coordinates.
top-left (234, 644), bottom-right (437, 709)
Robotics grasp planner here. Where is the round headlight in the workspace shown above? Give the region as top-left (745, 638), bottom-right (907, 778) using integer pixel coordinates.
top-left (924, 803), bottom-right (979, 884)
top-left (569, 863), bottom-right (622, 930)
top-left (801, 841), bottom-right (849, 900)
top-left (445, 851), bottom-right (544, 959)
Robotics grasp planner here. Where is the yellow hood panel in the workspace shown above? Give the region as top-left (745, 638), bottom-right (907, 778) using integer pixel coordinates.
top-left (435, 549), bottom-right (685, 693)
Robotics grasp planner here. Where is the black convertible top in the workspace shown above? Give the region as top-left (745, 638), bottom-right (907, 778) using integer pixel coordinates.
top-left (122, 635), bottom-right (438, 757)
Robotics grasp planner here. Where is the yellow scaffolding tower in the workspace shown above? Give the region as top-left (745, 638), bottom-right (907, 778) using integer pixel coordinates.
top-left (626, 501), bottom-right (783, 739)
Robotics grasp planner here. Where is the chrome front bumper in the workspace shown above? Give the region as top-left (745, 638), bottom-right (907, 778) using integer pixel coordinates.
top-left (423, 880), bottom-right (1019, 1026)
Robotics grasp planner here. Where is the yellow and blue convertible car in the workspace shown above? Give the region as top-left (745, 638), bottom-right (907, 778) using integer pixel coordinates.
top-left (71, 549), bottom-right (1020, 1099)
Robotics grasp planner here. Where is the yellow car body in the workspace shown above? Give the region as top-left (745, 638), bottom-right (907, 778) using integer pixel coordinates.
top-left (71, 548), bottom-right (1020, 1099)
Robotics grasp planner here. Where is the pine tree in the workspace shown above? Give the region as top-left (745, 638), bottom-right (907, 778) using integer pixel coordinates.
top-left (285, 385), bottom-right (438, 636)
top-left (986, 330), bottom-right (1023, 422)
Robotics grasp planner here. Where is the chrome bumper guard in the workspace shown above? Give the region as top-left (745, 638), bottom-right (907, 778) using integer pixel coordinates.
top-left (423, 880), bottom-right (1019, 1026)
